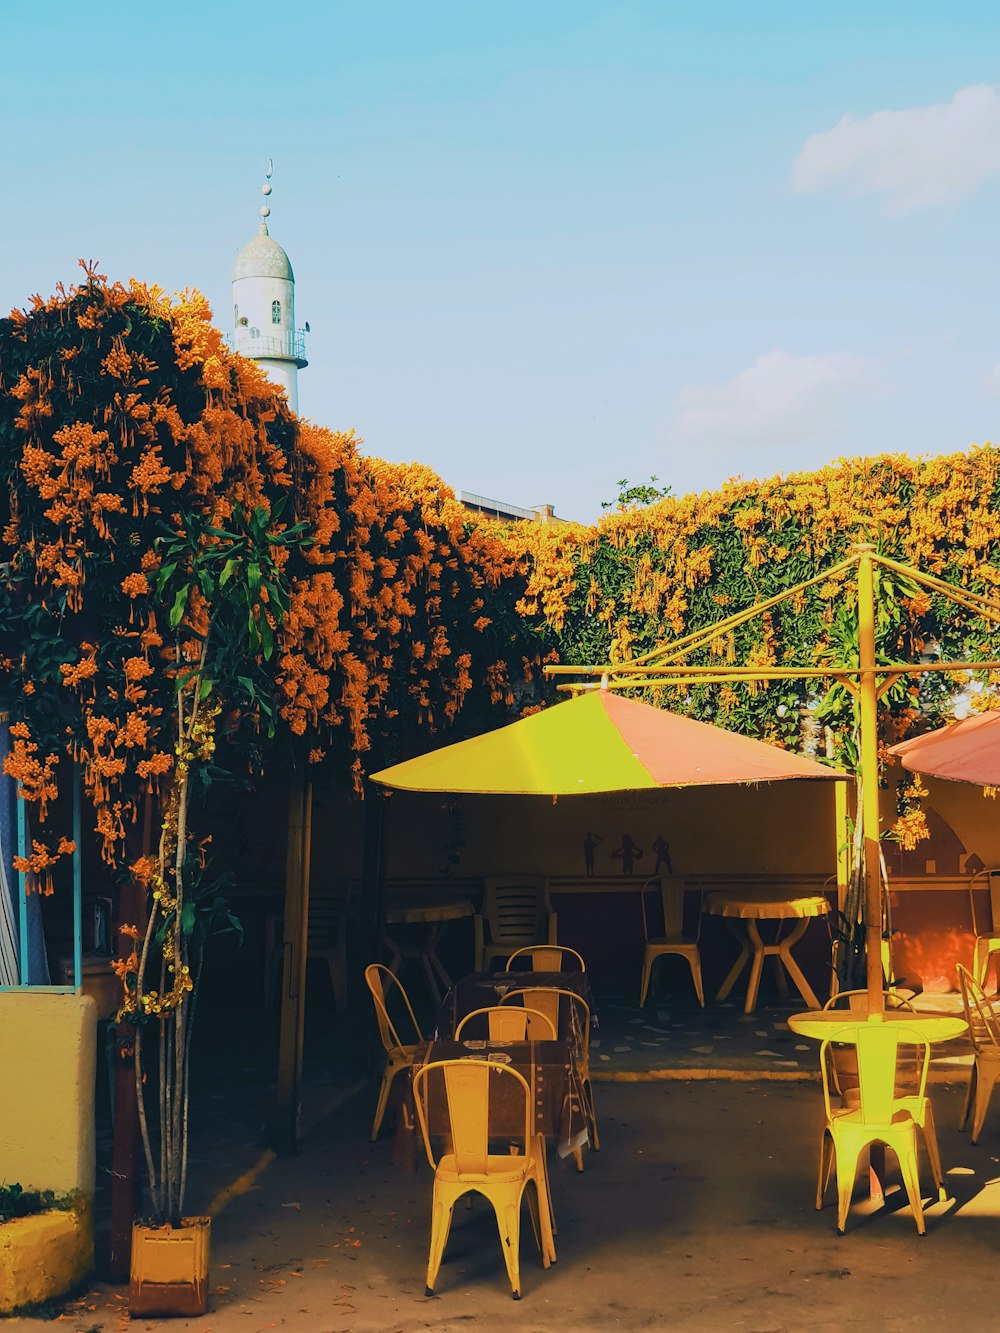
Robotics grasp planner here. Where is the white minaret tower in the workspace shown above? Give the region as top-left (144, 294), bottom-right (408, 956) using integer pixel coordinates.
top-left (231, 161), bottom-right (307, 412)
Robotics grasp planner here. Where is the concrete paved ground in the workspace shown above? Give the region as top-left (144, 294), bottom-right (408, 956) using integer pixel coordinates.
top-left (12, 1076), bottom-right (1000, 1333)
top-left (589, 991), bottom-right (972, 1077)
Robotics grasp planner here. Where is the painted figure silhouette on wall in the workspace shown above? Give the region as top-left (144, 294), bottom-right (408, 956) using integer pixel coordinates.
top-left (611, 833), bottom-right (643, 876)
top-left (583, 831), bottom-right (601, 877)
top-left (652, 835), bottom-right (672, 875)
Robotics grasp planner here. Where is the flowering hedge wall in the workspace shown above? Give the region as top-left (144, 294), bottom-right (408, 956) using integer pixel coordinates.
top-left (518, 452), bottom-right (1000, 759)
top-left (0, 268), bottom-right (543, 882)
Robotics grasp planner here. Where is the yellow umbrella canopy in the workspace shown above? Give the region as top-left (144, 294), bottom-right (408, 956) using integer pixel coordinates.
top-left (370, 690), bottom-right (843, 795)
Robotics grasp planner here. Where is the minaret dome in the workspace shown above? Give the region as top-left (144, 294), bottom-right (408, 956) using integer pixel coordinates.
top-left (231, 162), bottom-right (307, 412)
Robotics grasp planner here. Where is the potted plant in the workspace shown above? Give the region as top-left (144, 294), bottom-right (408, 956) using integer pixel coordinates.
top-left (120, 503), bottom-right (307, 1316)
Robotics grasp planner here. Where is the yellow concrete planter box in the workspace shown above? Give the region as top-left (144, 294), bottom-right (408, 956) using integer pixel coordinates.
top-left (0, 1205), bottom-right (92, 1315)
top-left (129, 1216), bottom-right (211, 1316)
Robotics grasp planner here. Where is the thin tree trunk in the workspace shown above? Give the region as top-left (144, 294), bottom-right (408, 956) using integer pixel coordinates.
top-left (178, 942), bottom-right (202, 1219)
top-left (133, 902), bottom-right (161, 1220)
top-left (158, 961), bottom-right (168, 1220)
top-left (163, 1015), bottom-right (173, 1220)
top-left (169, 664), bottom-right (196, 1227)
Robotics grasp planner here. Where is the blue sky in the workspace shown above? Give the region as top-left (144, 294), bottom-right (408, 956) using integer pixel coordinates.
top-left (5, 2), bottom-right (1000, 521)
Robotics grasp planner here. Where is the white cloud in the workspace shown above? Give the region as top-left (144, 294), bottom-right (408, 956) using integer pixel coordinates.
top-left (673, 349), bottom-right (872, 448)
top-left (791, 84), bottom-right (1000, 214)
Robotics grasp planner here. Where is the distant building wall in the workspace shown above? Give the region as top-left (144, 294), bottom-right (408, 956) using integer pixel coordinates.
top-left (459, 492), bottom-right (564, 523)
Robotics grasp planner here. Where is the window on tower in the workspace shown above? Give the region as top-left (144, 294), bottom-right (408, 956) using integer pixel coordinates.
top-left (234, 303), bottom-right (239, 323)
top-left (271, 300), bottom-right (281, 325)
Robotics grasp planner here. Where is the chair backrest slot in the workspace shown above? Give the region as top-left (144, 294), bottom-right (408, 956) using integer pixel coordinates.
top-left (957, 963), bottom-right (1000, 1052)
top-left (822, 989), bottom-right (920, 1098)
top-left (640, 875), bottom-right (702, 942)
top-left (455, 1005), bottom-right (556, 1042)
top-left (855, 1026), bottom-right (900, 1123)
top-left (444, 1062), bottom-right (491, 1175)
top-left (501, 986), bottom-right (591, 1057)
top-left (365, 963), bottom-right (423, 1054)
top-left (660, 876), bottom-right (687, 938)
top-left (820, 1021), bottom-right (929, 1126)
top-left (506, 944), bottom-right (585, 972)
top-left (413, 1059), bottom-right (532, 1174)
top-left (969, 868), bottom-right (1000, 937)
top-left (986, 871), bottom-right (1000, 936)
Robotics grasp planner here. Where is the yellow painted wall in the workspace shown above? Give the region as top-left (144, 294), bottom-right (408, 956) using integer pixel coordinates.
top-left (0, 1205), bottom-right (92, 1316)
top-left (0, 992), bottom-right (97, 1195)
top-left (386, 782), bottom-right (840, 881)
top-left (904, 772), bottom-right (1000, 869)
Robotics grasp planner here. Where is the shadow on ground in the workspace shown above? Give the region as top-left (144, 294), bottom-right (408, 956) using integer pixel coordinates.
top-left (23, 1077), bottom-right (1000, 1333)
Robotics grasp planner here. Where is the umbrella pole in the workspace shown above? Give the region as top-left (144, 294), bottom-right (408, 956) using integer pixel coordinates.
top-left (857, 547), bottom-right (885, 1016)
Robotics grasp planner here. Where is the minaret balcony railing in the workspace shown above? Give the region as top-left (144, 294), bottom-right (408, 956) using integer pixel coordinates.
top-left (228, 329), bottom-right (308, 367)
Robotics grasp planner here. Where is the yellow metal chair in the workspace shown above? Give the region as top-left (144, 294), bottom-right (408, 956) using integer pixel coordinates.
top-left (506, 944), bottom-right (585, 972)
top-left (821, 989), bottom-right (945, 1200)
top-left (968, 868), bottom-right (1000, 987)
top-left (956, 963), bottom-right (1000, 1143)
top-left (412, 1059), bottom-right (556, 1300)
top-left (364, 963), bottom-right (425, 1142)
top-left (475, 876), bottom-right (557, 972)
top-left (816, 1022), bottom-right (931, 1235)
top-left (501, 986), bottom-right (600, 1166)
top-left (638, 875), bottom-right (704, 1008)
top-left (454, 1005), bottom-right (559, 1237)
top-left (455, 1005), bottom-right (557, 1042)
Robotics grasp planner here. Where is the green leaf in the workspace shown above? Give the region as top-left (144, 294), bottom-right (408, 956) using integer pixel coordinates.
top-left (174, 665), bottom-right (198, 693)
top-left (169, 585), bottom-right (189, 629)
top-left (155, 561), bottom-right (178, 594)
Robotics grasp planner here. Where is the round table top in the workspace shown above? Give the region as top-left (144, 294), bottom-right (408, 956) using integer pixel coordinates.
top-left (787, 1010), bottom-right (968, 1042)
top-left (704, 890), bottom-right (830, 920)
top-left (385, 896), bottom-right (474, 925)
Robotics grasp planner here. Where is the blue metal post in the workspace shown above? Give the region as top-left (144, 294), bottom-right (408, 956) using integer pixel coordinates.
top-left (16, 785), bottom-right (28, 985)
top-left (73, 766), bottom-right (82, 990)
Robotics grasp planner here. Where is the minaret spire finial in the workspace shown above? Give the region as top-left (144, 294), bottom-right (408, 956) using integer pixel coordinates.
top-left (259, 158), bottom-right (273, 234)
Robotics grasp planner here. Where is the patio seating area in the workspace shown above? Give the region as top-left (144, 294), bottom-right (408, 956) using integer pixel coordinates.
top-left (40, 1054), bottom-right (1000, 1332)
top-left (11, 549), bottom-right (1000, 1320)
top-left (356, 910), bottom-right (989, 1299)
